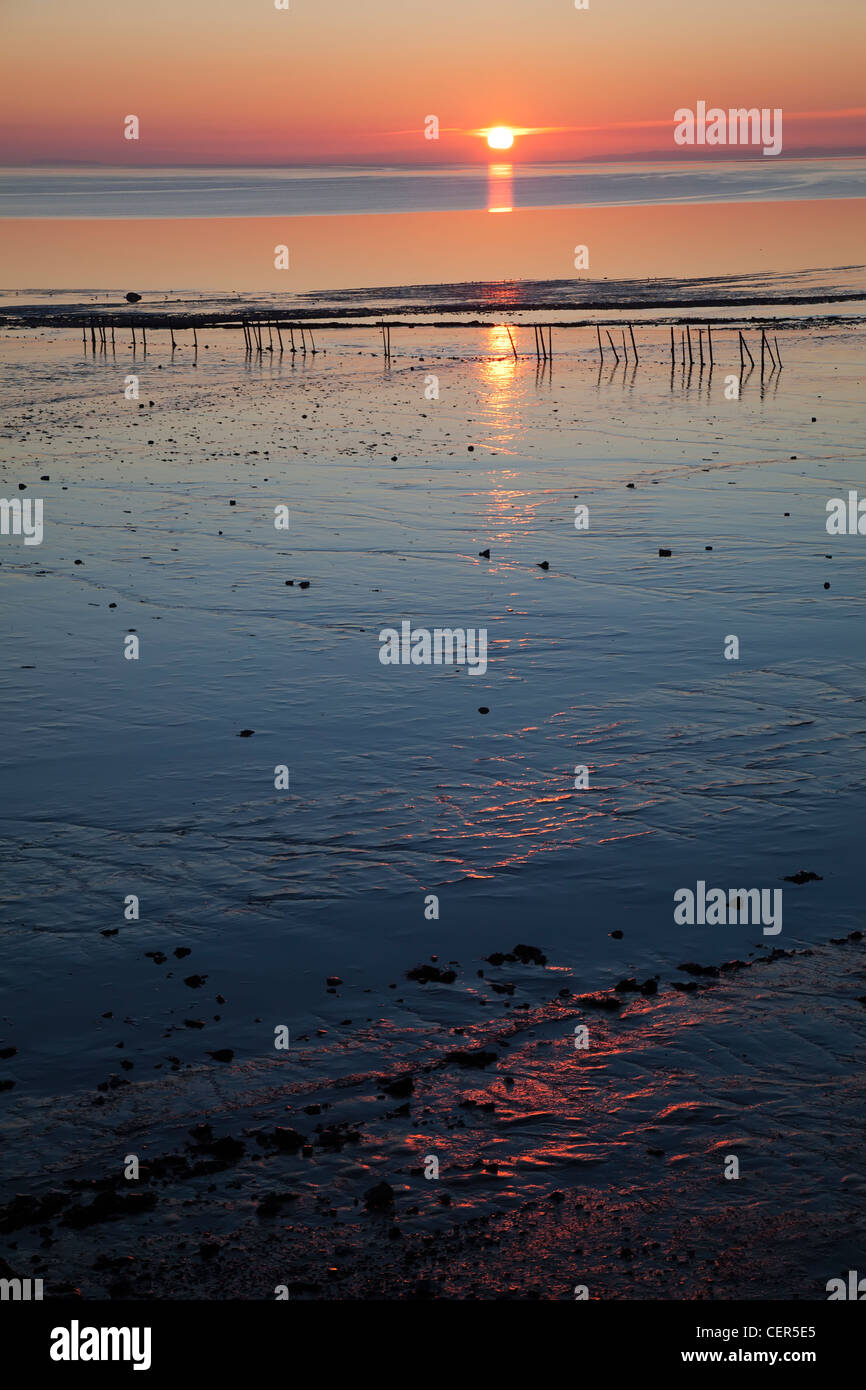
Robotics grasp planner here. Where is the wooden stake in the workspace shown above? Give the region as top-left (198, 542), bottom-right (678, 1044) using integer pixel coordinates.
top-left (707, 323), bottom-right (713, 366)
top-left (686, 324), bottom-right (693, 367)
top-left (774, 335), bottom-right (782, 367)
top-left (505, 325), bottom-right (517, 360)
top-left (670, 325), bottom-right (675, 362)
top-left (605, 330), bottom-right (620, 363)
top-left (628, 322), bottom-right (638, 362)
top-left (596, 324), bottom-right (604, 361)
top-left (698, 328), bottom-right (704, 369)
top-left (276, 322), bottom-right (283, 350)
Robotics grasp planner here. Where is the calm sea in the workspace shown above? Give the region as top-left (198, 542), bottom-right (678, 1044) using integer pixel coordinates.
top-left (1, 158), bottom-right (865, 218)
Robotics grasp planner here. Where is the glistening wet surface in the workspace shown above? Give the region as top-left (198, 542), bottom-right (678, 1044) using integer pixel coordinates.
top-left (0, 319), bottom-right (864, 1296)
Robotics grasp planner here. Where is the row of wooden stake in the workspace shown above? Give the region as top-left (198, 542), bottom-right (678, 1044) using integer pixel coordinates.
top-left (242, 320), bottom-right (317, 354)
top-left (666, 323), bottom-right (782, 371)
top-left (79, 317), bottom-right (783, 370)
top-left (80, 317), bottom-right (317, 354)
top-left (81, 317), bottom-right (194, 351)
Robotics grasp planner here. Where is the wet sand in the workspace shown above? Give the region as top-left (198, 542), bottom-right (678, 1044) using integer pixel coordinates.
top-left (1, 316), bottom-right (865, 1298)
top-left (3, 936), bottom-right (864, 1300)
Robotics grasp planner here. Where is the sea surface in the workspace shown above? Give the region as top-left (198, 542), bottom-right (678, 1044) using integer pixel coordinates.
top-left (2, 159), bottom-right (865, 219)
top-left (1, 158), bottom-right (865, 298)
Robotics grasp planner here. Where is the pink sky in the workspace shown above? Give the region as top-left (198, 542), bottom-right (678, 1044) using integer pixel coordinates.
top-left (1, 0), bottom-right (864, 164)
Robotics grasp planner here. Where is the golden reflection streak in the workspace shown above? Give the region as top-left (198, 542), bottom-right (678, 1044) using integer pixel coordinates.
top-left (486, 162), bottom-right (513, 214)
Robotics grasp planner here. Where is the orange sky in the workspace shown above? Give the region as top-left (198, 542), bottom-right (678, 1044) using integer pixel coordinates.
top-left (1, 0), bottom-right (864, 164)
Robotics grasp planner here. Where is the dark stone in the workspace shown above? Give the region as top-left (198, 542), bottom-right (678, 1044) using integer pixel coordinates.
top-left (257, 1192), bottom-right (300, 1218)
top-left (444, 1049), bottom-right (498, 1069)
top-left (258, 1127), bottom-right (305, 1153)
top-left (191, 1134), bottom-right (245, 1163)
top-left (379, 1072), bottom-right (414, 1098)
top-left (63, 1191), bottom-right (156, 1229)
top-left (576, 993), bottom-right (622, 1011)
top-left (0, 1191), bottom-right (68, 1233)
top-left (406, 963), bottom-right (456, 984)
top-left (513, 943), bottom-right (547, 965)
top-left (364, 1181), bottom-right (395, 1212)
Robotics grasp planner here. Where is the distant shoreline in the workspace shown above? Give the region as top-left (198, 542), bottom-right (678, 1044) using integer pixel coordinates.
top-left (3, 287), bottom-right (866, 331)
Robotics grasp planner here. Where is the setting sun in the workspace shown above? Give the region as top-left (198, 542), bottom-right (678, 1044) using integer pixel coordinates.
top-left (486, 126), bottom-right (515, 151)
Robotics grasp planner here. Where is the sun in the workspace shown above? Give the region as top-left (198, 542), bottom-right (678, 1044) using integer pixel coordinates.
top-left (486, 126), bottom-right (515, 151)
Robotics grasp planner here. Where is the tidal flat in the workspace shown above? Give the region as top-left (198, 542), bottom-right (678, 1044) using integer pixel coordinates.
top-left (1, 315), bottom-right (864, 1298)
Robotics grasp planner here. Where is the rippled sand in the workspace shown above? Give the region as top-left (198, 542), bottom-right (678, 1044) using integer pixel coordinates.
top-left (0, 319), bottom-right (864, 1297)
